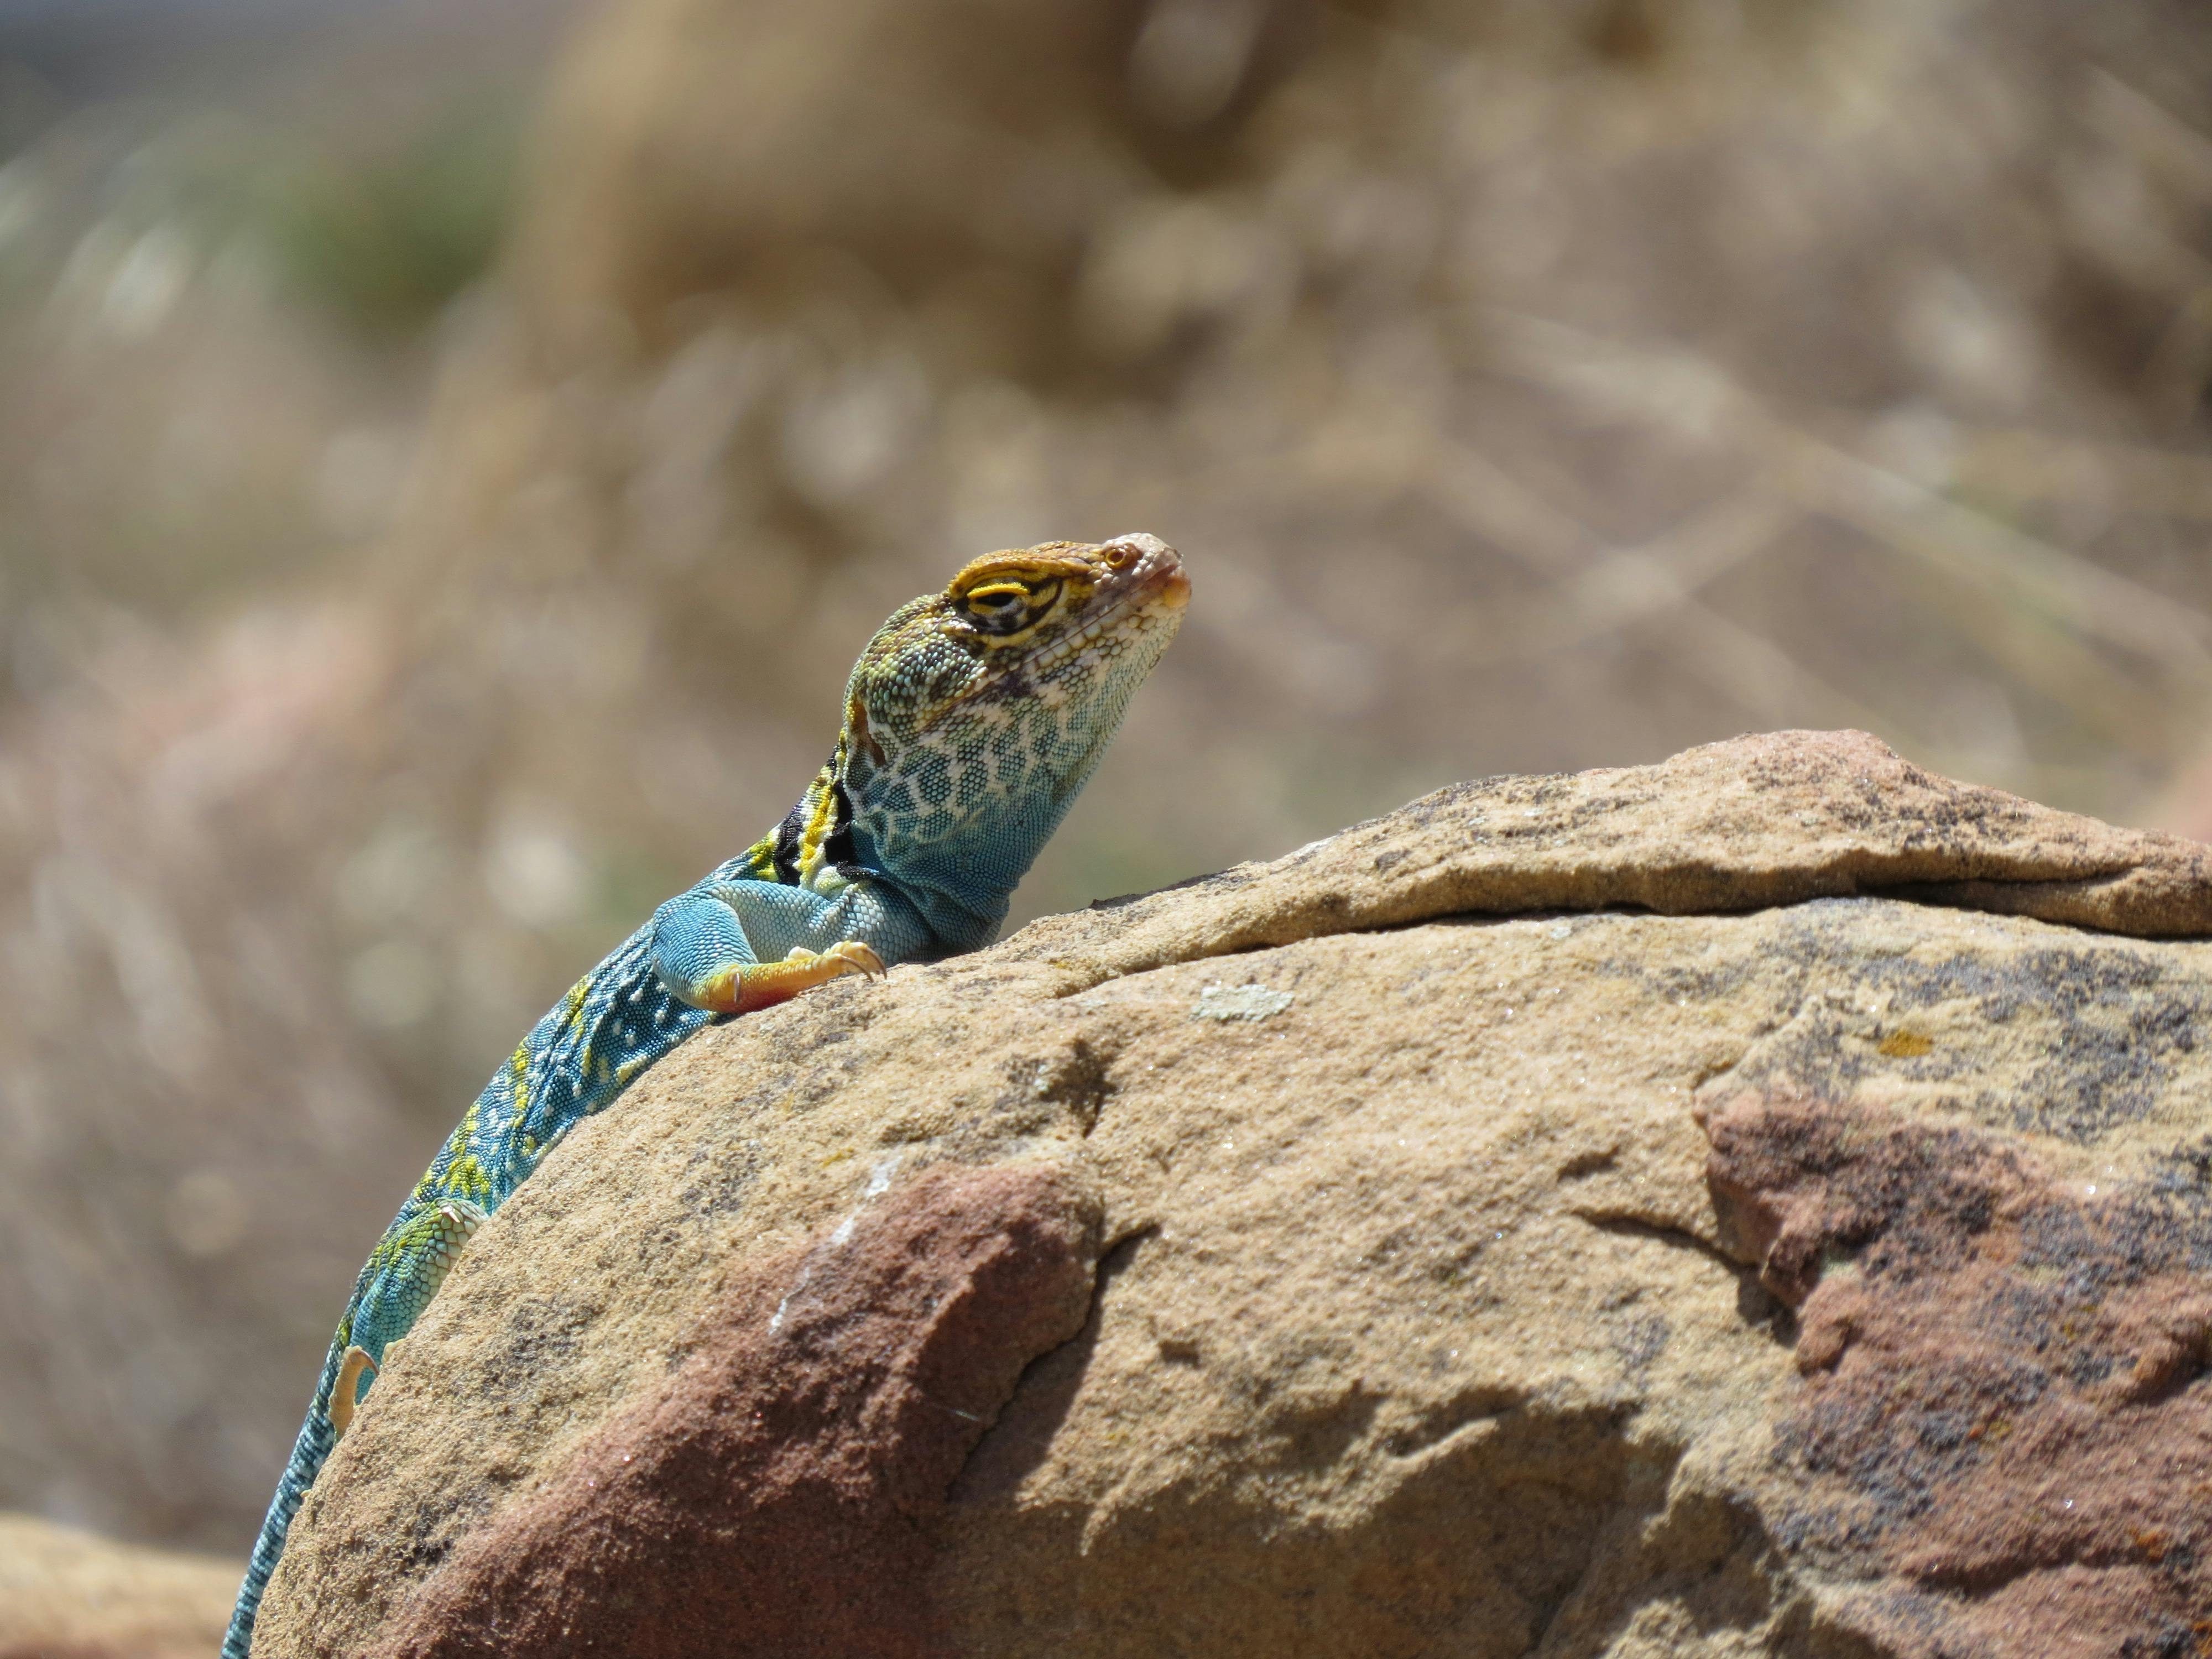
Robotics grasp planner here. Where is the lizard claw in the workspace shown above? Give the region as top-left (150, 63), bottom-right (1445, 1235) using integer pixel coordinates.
top-left (825, 941), bottom-right (887, 980)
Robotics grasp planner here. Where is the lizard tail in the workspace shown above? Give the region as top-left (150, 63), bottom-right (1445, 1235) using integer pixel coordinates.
top-left (227, 1196), bottom-right (491, 1652)
top-left (222, 1334), bottom-right (346, 1659)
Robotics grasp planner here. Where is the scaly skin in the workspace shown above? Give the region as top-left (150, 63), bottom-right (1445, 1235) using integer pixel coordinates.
top-left (223, 534), bottom-right (1188, 1657)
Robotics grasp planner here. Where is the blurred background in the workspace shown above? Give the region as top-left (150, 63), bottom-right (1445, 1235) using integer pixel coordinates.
top-left (7, 0), bottom-right (2212, 1567)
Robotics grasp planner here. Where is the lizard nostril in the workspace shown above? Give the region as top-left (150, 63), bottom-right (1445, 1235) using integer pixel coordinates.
top-left (1103, 544), bottom-right (1135, 570)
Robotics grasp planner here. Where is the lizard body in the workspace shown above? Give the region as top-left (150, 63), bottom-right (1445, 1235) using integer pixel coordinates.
top-left (223, 534), bottom-right (1187, 1657)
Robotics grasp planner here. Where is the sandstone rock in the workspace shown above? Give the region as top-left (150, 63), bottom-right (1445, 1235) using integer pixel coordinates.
top-left (255, 732), bottom-right (2212, 1657)
top-left (0, 1512), bottom-right (239, 1659)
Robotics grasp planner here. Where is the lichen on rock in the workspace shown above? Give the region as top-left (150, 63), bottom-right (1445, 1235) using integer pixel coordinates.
top-left (254, 732), bottom-right (2212, 1658)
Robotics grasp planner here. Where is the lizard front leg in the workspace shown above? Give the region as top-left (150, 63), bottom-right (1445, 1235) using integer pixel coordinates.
top-left (332, 1198), bottom-right (485, 1438)
top-left (649, 880), bottom-right (920, 1015)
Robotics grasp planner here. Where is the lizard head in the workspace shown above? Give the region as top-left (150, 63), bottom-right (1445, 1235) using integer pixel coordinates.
top-left (825, 533), bottom-right (1188, 946)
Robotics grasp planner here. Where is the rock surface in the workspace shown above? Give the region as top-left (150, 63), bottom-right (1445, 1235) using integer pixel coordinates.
top-left (256, 732), bottom-right (2212, 1657)
top-left (0, 1512), bottom-right (239, 1659)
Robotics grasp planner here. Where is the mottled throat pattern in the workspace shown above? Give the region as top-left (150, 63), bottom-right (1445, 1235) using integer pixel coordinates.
top-left (223, 534), bottom-right (1188, 1656)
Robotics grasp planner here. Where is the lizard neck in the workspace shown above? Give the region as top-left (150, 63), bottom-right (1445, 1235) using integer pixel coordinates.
top-left (747, 688), bottom-right (1130, 956)
top-left (740, 752), bottom-right (1046, 958)
top-left (846, 787), bottom-right (1079, 954)
top-left (839, 684), bottom-right (1131, 952)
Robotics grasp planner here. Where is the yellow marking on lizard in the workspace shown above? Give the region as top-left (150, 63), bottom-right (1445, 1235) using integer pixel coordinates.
top-left (507, 1040), bottom-right (531, 1126)
top-left (795, 765), bottom-right (841, 883)
top-left (441, 1151), bottom-right (493, 1204)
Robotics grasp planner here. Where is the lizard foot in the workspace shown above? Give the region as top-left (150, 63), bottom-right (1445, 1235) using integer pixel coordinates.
top-left (330, 1345), bottom-right (378, 1440)
top-left (704, 940), bottom-right (887, 1014)
top-left (330, 1200), bottom-right (484, 1440)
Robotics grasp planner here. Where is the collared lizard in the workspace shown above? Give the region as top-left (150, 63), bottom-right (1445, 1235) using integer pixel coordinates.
top-left (223, 534), bottom-right (1189, 1657)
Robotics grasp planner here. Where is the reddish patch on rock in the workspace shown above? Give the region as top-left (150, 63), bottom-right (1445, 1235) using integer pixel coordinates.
top-left (1701, 1093), bottom-right (2212, 1657)
top-left (366, 1162), bottom-right (1100, 1659)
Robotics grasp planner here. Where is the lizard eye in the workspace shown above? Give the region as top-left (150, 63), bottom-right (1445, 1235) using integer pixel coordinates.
top-left (966, 584), bottom-right (1027, 619)
top-left (960, 575), bottom-right (1061, 633)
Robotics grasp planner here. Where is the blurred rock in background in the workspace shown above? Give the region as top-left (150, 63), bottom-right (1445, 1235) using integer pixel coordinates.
top-left (9, 0), bottom-right (2212, 1556)
top-left (0, 1511), bottom-right (236, 1657)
